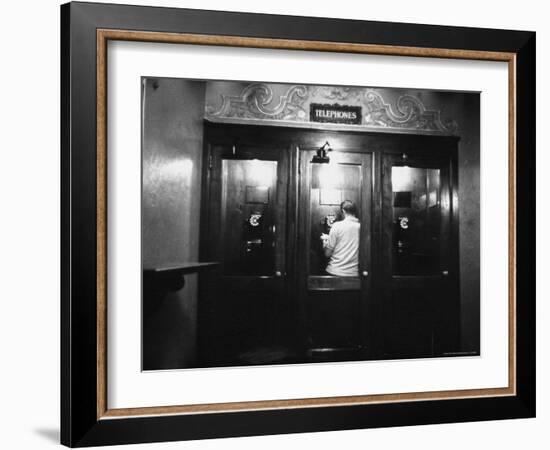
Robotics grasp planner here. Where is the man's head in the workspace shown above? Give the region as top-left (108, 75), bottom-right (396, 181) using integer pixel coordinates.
top-left (340, 200), bottom-right (358, 218)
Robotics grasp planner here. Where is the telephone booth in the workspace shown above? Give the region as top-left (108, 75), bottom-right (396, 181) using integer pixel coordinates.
top-left (199, 122), bottom-right (460, 366)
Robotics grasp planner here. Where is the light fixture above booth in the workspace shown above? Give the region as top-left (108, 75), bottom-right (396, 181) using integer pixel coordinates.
top-left (311, 141), bottom-right (332, 164)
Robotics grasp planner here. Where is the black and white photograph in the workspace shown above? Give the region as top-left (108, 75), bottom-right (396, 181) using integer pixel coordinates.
top-left (141, 79), bottom-right (480, 371)
top-left (0, 0), bottom-right (542, 447)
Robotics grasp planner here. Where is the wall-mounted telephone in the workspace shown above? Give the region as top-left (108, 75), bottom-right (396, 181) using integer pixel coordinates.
top-left (240, 210), bottom-right (275, 274)
top-left (394, 215), bottom-right (410, 255)
top-left (321, 213), bottom-right (337, 235)
top-left (243, 211), bottom-right (265, 257)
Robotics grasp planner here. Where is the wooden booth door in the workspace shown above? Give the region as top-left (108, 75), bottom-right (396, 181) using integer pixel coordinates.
top-left (298, 149), bottom-right (373, 360)
top-left (199, 144), bottom-right (290, 366)
top-left (380, 151), bottom-right (460, 358)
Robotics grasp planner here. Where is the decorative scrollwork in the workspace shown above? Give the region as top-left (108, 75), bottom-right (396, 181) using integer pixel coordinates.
top-left (309, 86), bottom-right (364, 102)
top-left (206, 83), bottom-right (308, 121)
top-left (206, 83), bottom-right (458, 134)
top-left (363, 90), bottom-right (458, 133)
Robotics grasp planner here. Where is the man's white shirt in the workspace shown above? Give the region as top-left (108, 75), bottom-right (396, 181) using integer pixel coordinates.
top-left (325, 216), bottom-right (360, 277)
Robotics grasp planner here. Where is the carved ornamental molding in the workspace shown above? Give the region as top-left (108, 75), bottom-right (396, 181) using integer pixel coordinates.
top-left (206, 83), bottom-right (309, 121)
top-left (206, 83), bottom-right (458, 134)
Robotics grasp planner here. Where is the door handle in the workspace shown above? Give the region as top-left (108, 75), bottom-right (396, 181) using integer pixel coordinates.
top-left (442, 270), bottom-right (449, 276)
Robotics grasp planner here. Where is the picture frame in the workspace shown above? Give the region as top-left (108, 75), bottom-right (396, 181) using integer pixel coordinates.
top-left (61, 1), bottom-right (535, 447)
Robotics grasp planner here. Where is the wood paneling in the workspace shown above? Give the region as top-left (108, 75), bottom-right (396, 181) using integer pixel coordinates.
top-left (200, 121), bottom-right (462, 366)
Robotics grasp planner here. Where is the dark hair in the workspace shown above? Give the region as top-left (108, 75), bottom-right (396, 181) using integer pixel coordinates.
top-left (340, 200), bottom-right (358, 217)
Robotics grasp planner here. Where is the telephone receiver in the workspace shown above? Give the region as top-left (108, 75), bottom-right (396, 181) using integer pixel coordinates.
top-left (321, 212), bottom-right (339, 234)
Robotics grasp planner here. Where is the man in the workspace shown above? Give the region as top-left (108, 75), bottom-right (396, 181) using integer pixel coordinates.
top-left (320, 200), bottom-right (360, 277)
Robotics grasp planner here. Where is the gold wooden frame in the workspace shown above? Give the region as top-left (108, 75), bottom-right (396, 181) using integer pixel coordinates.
top-left (96, 29), bottom-right (516, 420)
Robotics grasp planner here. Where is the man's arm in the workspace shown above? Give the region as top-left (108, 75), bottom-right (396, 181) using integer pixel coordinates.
top-left (323, 242), bottom-right (333, 258)
top-left (322, 226), bottom-right (338, 257)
